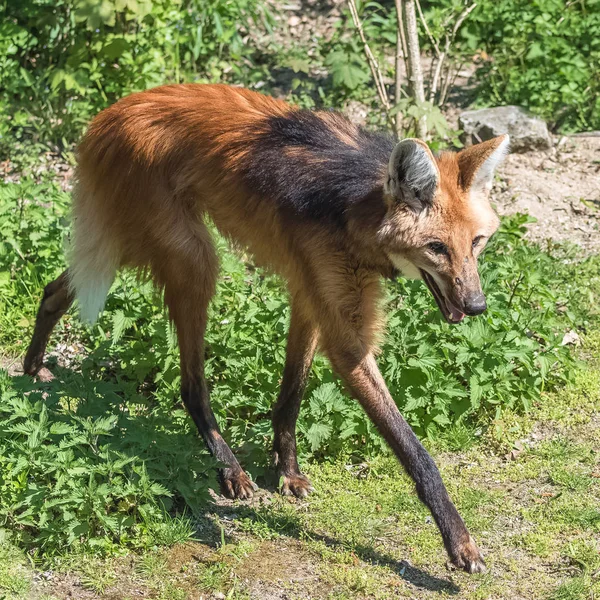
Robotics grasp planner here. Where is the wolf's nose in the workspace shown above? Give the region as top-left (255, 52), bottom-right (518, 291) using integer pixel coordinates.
top-left (463, 293), bottom-right (487, 316)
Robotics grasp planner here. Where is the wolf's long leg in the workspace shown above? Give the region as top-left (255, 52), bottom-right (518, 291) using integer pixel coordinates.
top-left (324, 345), bottom-right (485, 573)
top-left (24, 270), bottom-right (74, 379)
top-left (272, 298), bottom-right (319, 497)
top-left (157, 230), bottom-right (256, 500)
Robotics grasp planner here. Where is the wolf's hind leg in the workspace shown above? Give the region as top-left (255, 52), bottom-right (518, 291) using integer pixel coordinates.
top-left (24, 270), bottom-right (75, 380)
top-left (157, 231), bottom-right (256, 500)
top-left (272, 298), bottom-right (319, 498)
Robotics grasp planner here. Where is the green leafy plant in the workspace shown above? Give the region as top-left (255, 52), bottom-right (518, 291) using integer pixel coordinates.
top-left (0, 366), bottom-right (205, 555)
top-left (0, 0), bottom-right (276, 156)
top-left (1, 175), bottom-right (596, 558)
top-left (459, 0), bottom-right (600, 132)
top-left (319, 0), bottom-right (598, 134)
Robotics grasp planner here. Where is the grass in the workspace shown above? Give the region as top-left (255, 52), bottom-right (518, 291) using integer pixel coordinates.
top-left (0, 333), bottom-right (598, 598)
top-left (1, 1), bottom-right (599, 596)
top-left (0, 539), bottom-right (31, 599)
top-left (0, 134), bottom-right (599, 599)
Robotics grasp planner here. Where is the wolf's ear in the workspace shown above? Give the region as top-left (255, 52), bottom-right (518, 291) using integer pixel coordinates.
top-left (386, 139), bottom-right (439, 212)
top-left (458, 134), bottom-right (510, 194)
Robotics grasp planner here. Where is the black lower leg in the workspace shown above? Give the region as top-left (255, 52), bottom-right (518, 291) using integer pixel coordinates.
top-left (330, 351), bottom-right (485, 573)
top-left (181, 373), bottom-right (256, 499)
top-left (160, 242), bottom-right (255, 500)
top-left (273, 385), bottom-right (305, 479)
top-left (24, 270), bottom-right (74, 376)
top-left (272, 305), bottom-right (318, 496)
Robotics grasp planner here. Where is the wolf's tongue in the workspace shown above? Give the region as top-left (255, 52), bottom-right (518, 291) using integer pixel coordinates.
top-left (446, 299), bottom-right (465, 323)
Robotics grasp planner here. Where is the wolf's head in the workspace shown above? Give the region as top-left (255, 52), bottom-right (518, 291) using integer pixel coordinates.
top-left (381, 135), bottom-right (509, 323)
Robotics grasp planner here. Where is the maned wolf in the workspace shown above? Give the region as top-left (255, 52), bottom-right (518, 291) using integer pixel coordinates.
top-left (24, 84), bottom-right (509, 572)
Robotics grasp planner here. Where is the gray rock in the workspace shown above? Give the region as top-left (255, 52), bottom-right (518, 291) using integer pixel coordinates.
top-left (459, 106), bottom-right (552, 152)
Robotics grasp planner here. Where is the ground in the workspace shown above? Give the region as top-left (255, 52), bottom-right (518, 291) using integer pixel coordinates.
top-left (2, 335), bottom-right (599, 599)
top-left (2, 96), bottom-right (599, 600)
top-left (495, 136), bottom-right (600, 254)
top-left (1, 4), bottom-right (600, 596)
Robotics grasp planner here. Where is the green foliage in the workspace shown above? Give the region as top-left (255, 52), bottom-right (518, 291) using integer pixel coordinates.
top-left (0, 0), bottom-right (275, 155)
top-left (323, 0), bottom-right (599, 133)
top-left (463, 0), bottom-right (600, 132)
top-left (0, 175), bottom-right (71, 340)
top-left (325, 46), bottom-right (371, 92)
top-left (0, 171), bottom-right (596, 555)
top-left (418, 0), bottom-right (600, 132)
top-left (317, 1), bottom-right (397, 128)
top-left (0, 367), bottom-right (203, 555)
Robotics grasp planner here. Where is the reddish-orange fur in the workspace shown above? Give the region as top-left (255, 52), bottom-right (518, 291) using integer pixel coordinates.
top-left (24, 84), bottom-right (509, 572)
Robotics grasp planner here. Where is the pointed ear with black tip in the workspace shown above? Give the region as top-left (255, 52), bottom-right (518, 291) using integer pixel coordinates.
top-left (386, 139), bottom-right (439, 212)
top-left (458, 134), bottom-right (510, 195)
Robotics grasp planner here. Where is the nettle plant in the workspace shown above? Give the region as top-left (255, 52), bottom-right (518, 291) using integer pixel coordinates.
top-left (0, 369), bottom-right (207, 554)
top-left (0, 178), bottom-right (584, 554)
top-left (0, 0), bottom-right (275, 155)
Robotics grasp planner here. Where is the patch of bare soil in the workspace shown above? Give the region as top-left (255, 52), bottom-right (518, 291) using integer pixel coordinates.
top-left (270, 0), bottom-right (342, 48)
top-left (0, 355), bottom-right (22, 377)
top-left (29, 556), bottom-right (148, 600)
top-left (237, 540), bottom-right (328, 599)
top-left (494, 135), bottom-right (600, 253)
top-left (30, 573), bottom-right (101, 600)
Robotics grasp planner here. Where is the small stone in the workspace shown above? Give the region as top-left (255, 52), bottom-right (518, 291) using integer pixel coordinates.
top-left (506, 448), bottom-right (522, 461)
top-left (459, 106), bottom-right (552, 152)
top-left (561, 330), bottom-right (581, 346)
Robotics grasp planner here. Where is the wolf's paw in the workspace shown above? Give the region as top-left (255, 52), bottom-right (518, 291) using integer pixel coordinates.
top-left (449, 536), bottom-right (486, 574)
top-left (220, 469), bottom-right (257, 500)
top-left (280, 473), bottom-right (314, 499)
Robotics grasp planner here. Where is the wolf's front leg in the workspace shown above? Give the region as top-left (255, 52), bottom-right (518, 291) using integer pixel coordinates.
top-left (272, 297), bottom-right (319, 498)
top-left (328, 349), bottom-right (485, 573)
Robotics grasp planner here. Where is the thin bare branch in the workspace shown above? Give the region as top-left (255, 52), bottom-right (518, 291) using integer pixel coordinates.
top-left (441, 58), bottom-right (465, 105)
top-left (429, 50), bottom-right (445, 102)
top-left (450, 2), bottom-right (477, 40)
top-left (395, 30), bottom-right (404, 136)
top-left (347, 0), bottom-right (391, 113)
top-left (415, 0), bottom-right (439, 56)
top-left (395, 0), bottom-right (409, 76)
top-left (394, 0), bottom-right (410, 135)
top-left (402, 0), bottom-right (427, 138)
top-left (431, 2), bottom-right (477, 105)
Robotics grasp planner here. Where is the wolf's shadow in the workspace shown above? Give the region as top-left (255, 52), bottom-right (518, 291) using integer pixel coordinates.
top-left (8, 363), bottom-right (459, 595)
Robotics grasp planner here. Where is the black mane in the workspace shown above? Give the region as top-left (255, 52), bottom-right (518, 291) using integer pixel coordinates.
top-left (240, 110), bottom-right (395, 225)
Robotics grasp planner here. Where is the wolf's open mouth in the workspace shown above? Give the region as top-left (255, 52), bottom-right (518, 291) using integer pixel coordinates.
top-left (419, 269), bottom-right (465, 324)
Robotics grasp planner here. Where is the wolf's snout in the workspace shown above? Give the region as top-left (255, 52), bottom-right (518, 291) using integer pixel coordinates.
top-left (463, 293), bottom-right (487, 316)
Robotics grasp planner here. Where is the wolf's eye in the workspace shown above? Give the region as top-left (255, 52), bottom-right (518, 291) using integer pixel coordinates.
top-left (427, 242), bottom-right (449, 256)
top-left (472, 236), bottom-right (484, 249)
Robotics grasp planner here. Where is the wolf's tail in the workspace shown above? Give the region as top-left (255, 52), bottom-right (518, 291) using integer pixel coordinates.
top-left (68, 182), bottom-right (120, 323)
